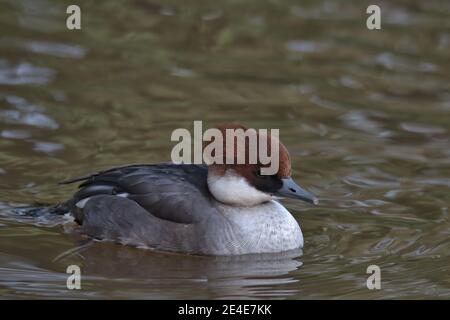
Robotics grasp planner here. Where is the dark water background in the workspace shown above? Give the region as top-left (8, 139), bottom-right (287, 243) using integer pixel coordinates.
top-left (0, 0), bottom-right (449, 299)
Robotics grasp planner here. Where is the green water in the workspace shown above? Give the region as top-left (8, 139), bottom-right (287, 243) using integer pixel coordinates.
top-left (0, 0), bottom-right (449, 299)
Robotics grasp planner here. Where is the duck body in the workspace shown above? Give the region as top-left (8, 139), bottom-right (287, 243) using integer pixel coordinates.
top-left (56, 123), bottom-right (318, 255)
top-left (57, 164), bottom-right (303, 255)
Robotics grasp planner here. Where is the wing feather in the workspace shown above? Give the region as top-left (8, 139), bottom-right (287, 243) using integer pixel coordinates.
top-left (61, 164), bottom-right (216, 224)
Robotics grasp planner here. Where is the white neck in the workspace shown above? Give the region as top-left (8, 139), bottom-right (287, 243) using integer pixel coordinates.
top-left (207, 170), bottom-right (273, 206)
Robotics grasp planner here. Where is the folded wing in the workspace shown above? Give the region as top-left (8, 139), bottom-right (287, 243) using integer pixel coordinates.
top-left (60, 163), bottom-right (216, 224)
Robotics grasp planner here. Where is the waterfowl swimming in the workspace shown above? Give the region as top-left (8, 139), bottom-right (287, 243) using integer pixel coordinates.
top-left (53, 124), bottom-right (317, 255)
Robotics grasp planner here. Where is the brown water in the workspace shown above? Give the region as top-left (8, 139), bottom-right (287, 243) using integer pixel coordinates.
top-left (0, 0), bottom-right (449, 299)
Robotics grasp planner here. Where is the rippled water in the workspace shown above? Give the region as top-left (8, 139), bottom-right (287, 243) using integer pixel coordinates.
top-left (0, 0), bottom-right (449, 299)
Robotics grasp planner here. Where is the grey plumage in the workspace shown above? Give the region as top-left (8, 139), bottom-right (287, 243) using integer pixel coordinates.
top-left (56, 163), bottom-right (303, 255)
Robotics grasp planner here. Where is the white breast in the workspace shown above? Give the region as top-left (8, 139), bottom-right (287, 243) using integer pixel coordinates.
top-left (216, 200), bottom-right (303, 254)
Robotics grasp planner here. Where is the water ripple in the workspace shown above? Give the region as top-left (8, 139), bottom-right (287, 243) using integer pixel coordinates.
top-left (0, 60), bottom-right (56, 85)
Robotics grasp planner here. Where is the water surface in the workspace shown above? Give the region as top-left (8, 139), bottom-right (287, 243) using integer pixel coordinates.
top-left (0, 0), bottom-right (449, 299)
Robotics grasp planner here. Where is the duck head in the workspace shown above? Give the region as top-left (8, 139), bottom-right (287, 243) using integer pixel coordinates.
top-left (205, 123), bottom-right (318, 207)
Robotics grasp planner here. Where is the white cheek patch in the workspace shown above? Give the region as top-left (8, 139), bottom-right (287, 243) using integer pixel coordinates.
top-left (207, 170), bottom-right (273, 206)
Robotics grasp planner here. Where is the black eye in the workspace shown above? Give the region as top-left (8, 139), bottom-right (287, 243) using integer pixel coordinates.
top-left (251, 170), bottom-right (283, 193)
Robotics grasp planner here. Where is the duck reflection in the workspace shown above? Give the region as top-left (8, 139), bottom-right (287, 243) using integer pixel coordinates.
top-left (64, 241), bottom-right (303, 299)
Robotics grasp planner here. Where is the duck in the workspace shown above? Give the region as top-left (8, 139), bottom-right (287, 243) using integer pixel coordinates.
top-left (54, 123), bottom-right (318, 255)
